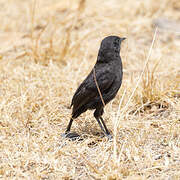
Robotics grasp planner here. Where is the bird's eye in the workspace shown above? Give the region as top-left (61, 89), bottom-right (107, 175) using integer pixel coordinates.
top-left (113, 41), bottom-right (119, 48)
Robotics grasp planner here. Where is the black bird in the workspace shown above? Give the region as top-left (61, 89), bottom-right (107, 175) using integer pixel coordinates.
top-left (64, 36), bottom-right (125, 139)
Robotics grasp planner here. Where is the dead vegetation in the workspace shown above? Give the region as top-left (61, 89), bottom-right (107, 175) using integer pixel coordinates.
top-left (0, 0), bottom-right (179, 179)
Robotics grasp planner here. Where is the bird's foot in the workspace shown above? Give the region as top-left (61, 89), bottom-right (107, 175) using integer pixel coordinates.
top-left (61, 132), bottom-right (81, 141)
top-left (106, 134), bottom-right (113, 141)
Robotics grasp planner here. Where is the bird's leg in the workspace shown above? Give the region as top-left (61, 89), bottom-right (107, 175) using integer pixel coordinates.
top-left (65, 118), bottom-right (73, 133)
top-left (94, 108), bottom-right (109, 137)
top-left (99, 117), bottom-right (110, 135)
top-left (61, 118), bottom-right (80, 140)
top-left (95, 117), bottom-right (106, 134)
top-left (100, 117), bottom-right (112, 139)
top-left (95, 107), bottom-right (112, 139)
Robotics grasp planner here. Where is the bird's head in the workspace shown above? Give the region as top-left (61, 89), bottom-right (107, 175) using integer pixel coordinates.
top-left (97, 36), bottom-right (126, 62)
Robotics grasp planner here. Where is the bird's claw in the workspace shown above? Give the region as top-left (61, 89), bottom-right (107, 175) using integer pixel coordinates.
top-left (61, 132), bottom-right (81, 141)
top-left (106, 134), bottom-right (113, 141)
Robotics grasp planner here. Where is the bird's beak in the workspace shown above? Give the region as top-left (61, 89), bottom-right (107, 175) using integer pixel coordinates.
top-left (121, 37), bottom-right (126, 41)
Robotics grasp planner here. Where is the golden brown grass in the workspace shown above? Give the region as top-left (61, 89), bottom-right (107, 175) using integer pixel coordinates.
top-left (0, 0), bottom-right (180, 179)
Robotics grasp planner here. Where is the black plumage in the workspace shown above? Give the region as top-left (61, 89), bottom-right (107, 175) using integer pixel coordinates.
top-left (65, 36), bottom-right (125, 139)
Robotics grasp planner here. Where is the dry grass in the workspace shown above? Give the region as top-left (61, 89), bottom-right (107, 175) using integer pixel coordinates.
top-left (0, 0), bottom-right (180, 179)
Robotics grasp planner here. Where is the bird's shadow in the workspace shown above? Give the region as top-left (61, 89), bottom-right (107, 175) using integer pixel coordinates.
top-left (73, 122), bottom-right (112, 140)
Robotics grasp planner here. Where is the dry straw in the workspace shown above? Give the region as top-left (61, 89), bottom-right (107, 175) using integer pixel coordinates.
top-left (0, 0), bottom-right (179, 179)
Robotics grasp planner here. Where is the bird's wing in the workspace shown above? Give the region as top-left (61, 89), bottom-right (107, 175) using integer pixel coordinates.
top-left (71, 66), bottom-right (115, 112)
